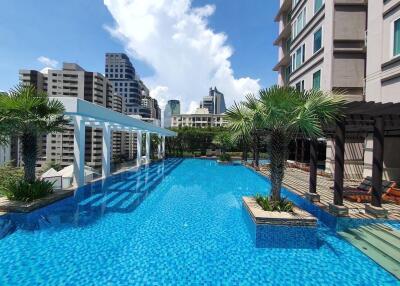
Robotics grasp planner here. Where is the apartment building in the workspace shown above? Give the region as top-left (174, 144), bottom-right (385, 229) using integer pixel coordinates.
top-left (171, 108), bottom-right (227, 128)
top-left (141, 94), bottom-right (161, 120)
top-left (19, 63), bottom-right (128, 170)
top-left (275, 0), bottom-right (368, 178)
top-left (363, 0), bottom-right (400, 180)
top-left (275, 0), bottom-right (400, 180)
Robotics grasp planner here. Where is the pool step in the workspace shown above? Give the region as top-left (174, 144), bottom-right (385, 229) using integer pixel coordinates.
top-left (338, 224), bottom-right (400, 279)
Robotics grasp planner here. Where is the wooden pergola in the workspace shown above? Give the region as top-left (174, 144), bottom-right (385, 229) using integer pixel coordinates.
top-left (307, 101), bottom-right (400, 217)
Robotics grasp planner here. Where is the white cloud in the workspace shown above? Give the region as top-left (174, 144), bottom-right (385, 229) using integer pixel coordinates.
top-left (37, 56), bottom-right (59, 69)
top-left (104, 0), bottom-right (260, 113)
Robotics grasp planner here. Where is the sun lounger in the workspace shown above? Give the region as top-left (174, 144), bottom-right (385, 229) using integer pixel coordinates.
top-left (342, 177), bottom-right (397, 203)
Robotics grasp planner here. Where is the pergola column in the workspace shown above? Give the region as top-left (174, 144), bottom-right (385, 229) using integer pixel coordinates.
top-left (366, 116), bottom-right (388, 217)
top-left (136, 130), bottom-right (142, 167)
top-left (305, 139), bottom-right (320, 202)
top-left (145, 132), bottom-right (151, 164)
top-left (329, 120), bottom-right (349, 216)
top-left (73, 116), bottom-right (85, 187)
top-left (102, 123), bottom-right (111, 178)
top-left (162, 136), bottom-right (166, 158)
top-left (157, 135), bottom-right (162, 159)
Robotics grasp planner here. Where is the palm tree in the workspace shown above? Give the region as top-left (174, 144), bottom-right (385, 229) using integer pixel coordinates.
top-left (258, 86), bottom-right (344, 201)
top-left (0, 85), bottom-right (67, 182)
top-left (226, 95), bottom-right (263, 166)
top-left (212, 131), bottom-right (233, 155)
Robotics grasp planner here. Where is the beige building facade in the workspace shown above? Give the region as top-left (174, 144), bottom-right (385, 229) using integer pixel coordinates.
top-left (171, 108), bottom-right (227, 128)
top-left (275, 0), bottom-right (400, 180)
top-left (19, 63), bottom-right (132, 170)
top-left (362, 0), bottom-right (400, 181)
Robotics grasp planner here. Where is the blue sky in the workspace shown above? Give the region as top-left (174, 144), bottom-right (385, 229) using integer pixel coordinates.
top-left (0, 0), bottom-right (279, 111)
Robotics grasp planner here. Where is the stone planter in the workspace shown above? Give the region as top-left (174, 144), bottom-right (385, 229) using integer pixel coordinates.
top-left (0, 189), bottom-right (75, 213)
top-left (243, 196), bottom-right (318, 248)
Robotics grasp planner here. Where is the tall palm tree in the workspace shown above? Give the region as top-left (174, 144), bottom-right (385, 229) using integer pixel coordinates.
top-left (212, 131), bottom-right (233, 155)
top-left (259, 86), bottom-right (344, 201)
top-left (0, 85), bottom-right (67, 182)
top-left (226, 95), bottom-right (263, 166)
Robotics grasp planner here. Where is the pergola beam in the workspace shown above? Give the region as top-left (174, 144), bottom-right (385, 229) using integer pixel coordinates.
top-left (52, 97), bottom-right (176, 187)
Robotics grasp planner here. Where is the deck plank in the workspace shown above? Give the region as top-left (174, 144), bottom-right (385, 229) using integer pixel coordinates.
top-left (258, 166), bottom-right (400, 220)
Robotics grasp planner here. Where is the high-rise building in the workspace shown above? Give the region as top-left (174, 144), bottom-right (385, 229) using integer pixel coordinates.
top-left (19, 63), bottom-right (128, 170)
top-left (164, 100), bottom-right (181, 128)
top-left (105, 53), bottom-right (141, 115)
top-left (362, 0), bottom-right (400, 179)
top-left (275, 0), bottom-right (366, 100)
top-left (274, 0), bottom-right (400, 179)
top-left (105, 53), bottom-right (161, 120)
top-left (200, 87), bottom-right (226, 114)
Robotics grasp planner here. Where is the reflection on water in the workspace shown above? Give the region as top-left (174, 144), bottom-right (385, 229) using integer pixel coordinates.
top-left (0, 159), bottom-right (183, 239)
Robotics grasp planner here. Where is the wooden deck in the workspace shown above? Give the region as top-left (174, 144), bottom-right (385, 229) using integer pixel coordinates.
top-left (258, 166), bottom-right (400, 220)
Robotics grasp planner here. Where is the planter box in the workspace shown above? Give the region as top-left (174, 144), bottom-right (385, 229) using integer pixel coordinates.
top-left (0, 189), bottom-right (75, 213)
top-left (243, 196), bottom-right (318, 248)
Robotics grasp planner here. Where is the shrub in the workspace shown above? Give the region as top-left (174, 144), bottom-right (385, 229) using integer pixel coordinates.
top-left (218, 153), bottom-right (232, 162)
top-left (1, 179), bottom-right (54, 202)
top-left (0, 162), bottom-right (24, 194)
top-left (255, 194), bottom-right (294, 212)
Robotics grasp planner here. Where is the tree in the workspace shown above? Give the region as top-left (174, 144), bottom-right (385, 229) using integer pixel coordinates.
top-left (225, 95), bottom-right (263, 166)
top-left (0, 85), bottom-right (67, 182)
top-left (258, 86), bottom-right (344, 201)
top-left (212, 131), bottom-right (233, 155)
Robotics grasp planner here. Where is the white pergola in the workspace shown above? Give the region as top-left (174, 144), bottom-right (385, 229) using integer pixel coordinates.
top-left (51, 97), bottom-right (176, 187)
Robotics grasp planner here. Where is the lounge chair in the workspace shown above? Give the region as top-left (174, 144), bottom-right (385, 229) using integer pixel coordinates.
top-left (383, 186), bottom-right (400, 204)
top-left (342, 176), bottom-right (397, 203)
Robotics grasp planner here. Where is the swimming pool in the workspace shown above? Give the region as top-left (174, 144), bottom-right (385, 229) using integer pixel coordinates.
top-left (0, 159), bottom-right (398, 285)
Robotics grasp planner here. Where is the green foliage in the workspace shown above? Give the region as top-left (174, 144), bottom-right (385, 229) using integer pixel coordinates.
top-left (255, 194), bottom-right (294, 212)
top-left (0, 85), bottom-right (67, 137)
top-left (0, 162), bottom-right (24, 195)
top-left (212, 132), bottom-right (233, 153)
top-left (227, 86), bottom-right (344, 200)
top-left (218, 153), bottom-right (232, 162)
top-left (1, 179), bottom-right (54, 202)
top-left (41, 161), bottom-right (62, 173)
top-left (0, 85), bottom-right (67, 182)
top-left (166, 127), bottom-right (239, 156)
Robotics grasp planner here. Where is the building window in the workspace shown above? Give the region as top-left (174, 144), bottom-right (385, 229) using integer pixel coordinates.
top-left (295, 80), bottom-right (304, 91)
top-left (292, 44), bottom-right (305, 71)
top-left (285, 65), bottom-right (291, 83)
top-left (393, 18), bottom-right (400, 57)
top-left (292, 7), bottom-right (306, 39)
top-left (314, 0), bottom-right (323, 14)
top-left (313, 27), bottom-right (322, 53)
top-left (292, 0), bottom-right (300, 9)
top-left (312, 70), bottom-right (321, 90)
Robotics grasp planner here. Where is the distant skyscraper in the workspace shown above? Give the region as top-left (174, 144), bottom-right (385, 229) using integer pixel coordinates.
top-left (164, 100), bottom-right (181, 128)
top-left (200, 87), bottom-right (226, 114)
top-left (105, 53), bottom-right (142, 115)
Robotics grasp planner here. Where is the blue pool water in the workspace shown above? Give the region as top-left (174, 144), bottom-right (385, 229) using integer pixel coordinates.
top-left (0, 159), bottom-right (398, 285)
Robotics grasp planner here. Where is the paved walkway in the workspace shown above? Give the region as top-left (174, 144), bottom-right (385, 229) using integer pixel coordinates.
top-left (259, 166), bottom-right (400, 220)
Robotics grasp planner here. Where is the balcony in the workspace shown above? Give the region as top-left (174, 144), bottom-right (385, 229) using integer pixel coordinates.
top-left (273, 53), bottom-right (290, 71)
top-left (274, 23), bottom-right (291, 46)
top-left (274, 0), bottom-right (292, 22)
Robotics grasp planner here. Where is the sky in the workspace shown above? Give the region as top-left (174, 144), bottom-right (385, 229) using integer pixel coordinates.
top-left (0, 0), bottom-right (279, 113)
